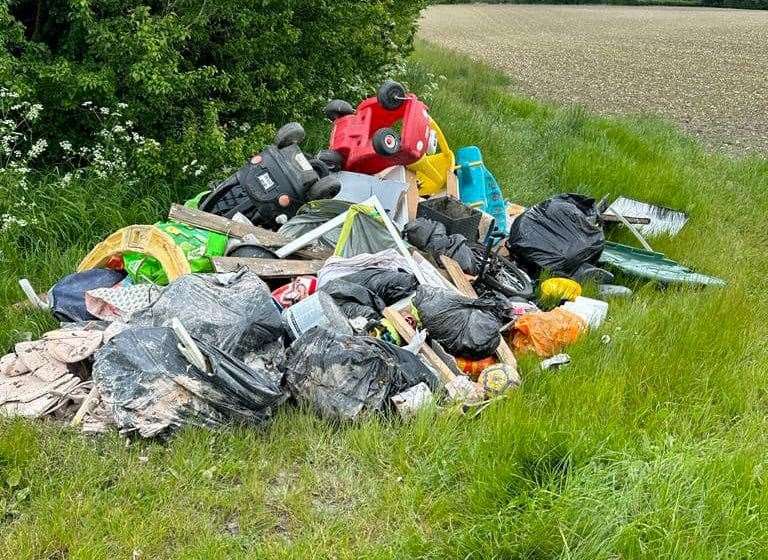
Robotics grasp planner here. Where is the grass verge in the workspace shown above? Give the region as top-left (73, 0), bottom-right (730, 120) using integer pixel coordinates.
top-left (2, 40), bottom-right (768, 558)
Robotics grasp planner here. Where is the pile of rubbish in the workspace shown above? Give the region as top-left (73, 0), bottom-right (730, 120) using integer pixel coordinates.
top-left (2, 81), bottom-right (725, 438)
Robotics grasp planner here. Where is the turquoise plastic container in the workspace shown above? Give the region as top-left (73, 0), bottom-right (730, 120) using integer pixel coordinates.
top-left (455, 146), bottom-right (508, 234)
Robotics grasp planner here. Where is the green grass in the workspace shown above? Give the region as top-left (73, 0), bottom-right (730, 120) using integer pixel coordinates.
top-left (2, 41), bottom-right (768, 558)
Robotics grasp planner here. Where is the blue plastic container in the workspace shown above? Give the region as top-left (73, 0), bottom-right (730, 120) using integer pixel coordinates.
top-left (455, 146), bottom-right (508, 234)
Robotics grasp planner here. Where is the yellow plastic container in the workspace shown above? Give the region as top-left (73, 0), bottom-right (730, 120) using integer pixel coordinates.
top-left (407, 117), bottom-right (455, 195)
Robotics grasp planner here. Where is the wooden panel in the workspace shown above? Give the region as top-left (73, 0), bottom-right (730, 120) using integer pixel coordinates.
top-left (169, 204), bottom-right (288, 246)
top-left (212, 257), bottom-right (324, 277)
top-left (168, 204), bottom-right (333, 260)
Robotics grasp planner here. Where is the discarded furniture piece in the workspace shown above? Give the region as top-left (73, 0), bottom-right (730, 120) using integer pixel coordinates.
top-left (599, 241), bottom-right (725, 287)
top-left (78, 225), bottom-right (191, 281)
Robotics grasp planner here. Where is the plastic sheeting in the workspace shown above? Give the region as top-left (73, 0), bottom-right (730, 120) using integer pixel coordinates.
top-left (506, 194), bottom-right (604, 278)
top-left (93, 327), bottom-right (287, 437)
top-left (283, 327), bottom-right (439, 421)
top-left (129, 270), bottom-right (283, 359)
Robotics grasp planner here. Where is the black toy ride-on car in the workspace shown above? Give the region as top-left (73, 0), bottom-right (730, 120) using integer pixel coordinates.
top-left (200, 122), bottom-right (341, 230)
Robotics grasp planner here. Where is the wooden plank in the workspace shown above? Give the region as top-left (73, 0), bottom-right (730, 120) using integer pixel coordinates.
top-left (213, 257), bottom-right (324, 277)
top-left (169, 204), bottom-right (288, 246)
top-left (439, 255), bottom-right (518, 369)
top-left (382, 307), bottom-right (456, 385)
top-left (405, 170), bottom-right (420, 221)
top-left (600, 213), bottom-right (651, 225)
top-left (168, 203), bottom-right (333, 260)
top-left (445, 169), bottom-right (459, 199)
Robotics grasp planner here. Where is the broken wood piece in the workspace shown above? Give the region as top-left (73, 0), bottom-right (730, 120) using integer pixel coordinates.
top-left (405, 170), bottom-right (420, 221)
top-left (169, 204), bottom-right (331, 260)
top-left (70, 384), bottom-right (99, 428)
top-left (169, 204), bottom-right (287, 245)
top-left (212, 257), bottom-right (324, 277)
top-left (438, 255), bottom-right (519, 369)
top-left (445, 169), bottom-right (459, 199)
top-left (382, 307), bottom-right (456, 385)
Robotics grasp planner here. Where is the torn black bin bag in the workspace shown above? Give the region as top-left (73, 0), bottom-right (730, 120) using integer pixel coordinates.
top-left (319, 279), bottom-right (385, 321)
top-left (506, 194), bottom-right (604, 278)
top-left (339, 268), bottom-right (418, 305)
top-left (93, 327), bottom-right (287, 438)
top-left (129, 270), bottom-right (283, 359)
top-left (283, 327), bottom-right (439, 421)
top-left (404, 218), bottom-right (477, 274)
top-left (413, 286), bottom-right (502, 359)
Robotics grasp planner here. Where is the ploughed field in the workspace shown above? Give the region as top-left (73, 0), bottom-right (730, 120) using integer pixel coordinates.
top-left (420, 4), bottom-right (768, 155)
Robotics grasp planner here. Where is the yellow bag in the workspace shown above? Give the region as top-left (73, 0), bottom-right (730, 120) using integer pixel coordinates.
top-left (540, 277), bottom-right (582, 302)
top-left (407, 118), bottom-right (455, 196)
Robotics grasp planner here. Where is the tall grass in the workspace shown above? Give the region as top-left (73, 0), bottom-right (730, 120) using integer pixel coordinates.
top-left (1, 41), bottom-right (767, 558)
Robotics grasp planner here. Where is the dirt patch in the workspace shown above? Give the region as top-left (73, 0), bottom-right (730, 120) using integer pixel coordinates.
top-left (420, 4), bottom-right (768, 155)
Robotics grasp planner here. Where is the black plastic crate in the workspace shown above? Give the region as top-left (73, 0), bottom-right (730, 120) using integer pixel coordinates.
top-left (417, 196), bottom-right (482, 244)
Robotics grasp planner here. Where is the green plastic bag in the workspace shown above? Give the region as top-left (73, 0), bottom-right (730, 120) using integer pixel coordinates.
top-left (124, 221), bottom-right (228, 285)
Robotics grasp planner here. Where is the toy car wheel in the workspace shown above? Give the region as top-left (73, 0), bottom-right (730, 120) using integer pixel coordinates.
top-left (316, 149), bottom-right (345, 172)
top-left (372, 128), bottom-right (401, 156)
top-left (307, 175), bottom-right (341, 201)
top-left (377, 80), bottom-right (407, 110)
top-left (324, 100), bottom-right (355, 121)
top-left (275, 122), bottom-right (305, 148)
top-left (309, 158), bottom-right (330, 178)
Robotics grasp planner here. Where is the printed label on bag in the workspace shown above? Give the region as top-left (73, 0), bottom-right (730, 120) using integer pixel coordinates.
top-left (258, 173), bottom-right (275, 191)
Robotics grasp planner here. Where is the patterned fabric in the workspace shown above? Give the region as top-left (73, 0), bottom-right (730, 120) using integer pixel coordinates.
top-left (85, 284), bottom-right (163, 321)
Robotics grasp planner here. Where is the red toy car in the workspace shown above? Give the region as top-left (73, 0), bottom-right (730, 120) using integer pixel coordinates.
top-left (318, 80), bottom-right (432, 175)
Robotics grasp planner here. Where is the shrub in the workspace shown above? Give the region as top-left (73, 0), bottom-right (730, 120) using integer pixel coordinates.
top-left (1, 0), bottom-right (426, 163)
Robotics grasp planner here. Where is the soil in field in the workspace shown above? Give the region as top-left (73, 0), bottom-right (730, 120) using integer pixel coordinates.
top-left (419, 4), bottom-right (768, 155)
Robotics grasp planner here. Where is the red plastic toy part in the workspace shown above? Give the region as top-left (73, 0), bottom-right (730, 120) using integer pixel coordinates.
top-left (325, 81), bottom-right (432, 175)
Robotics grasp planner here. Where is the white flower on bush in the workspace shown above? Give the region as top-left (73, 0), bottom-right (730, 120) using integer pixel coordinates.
top-left (28, 138), bottom-right (47, 159)
top-left (26, 104), bottom-right (43, 121)
top-left (59, 141), bottom-right (73, 152)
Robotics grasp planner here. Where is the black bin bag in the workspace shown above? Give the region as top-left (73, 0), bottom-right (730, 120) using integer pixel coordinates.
top-left (129, 270), bottom-right (283, 359)
top-left (283, 327), bottom-right (439, 421)
top-left (339, 268), bottom-right (418, 305)
top-left (412, 286), bottom-right (502, 359)
top-left (506, 194), bottom-right (604, 278)
top-left (93, 327), bottom-right (287, 438)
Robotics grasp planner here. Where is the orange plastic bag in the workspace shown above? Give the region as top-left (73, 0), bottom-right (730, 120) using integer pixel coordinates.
top-left (511, 308), bottom-right (586, 358)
